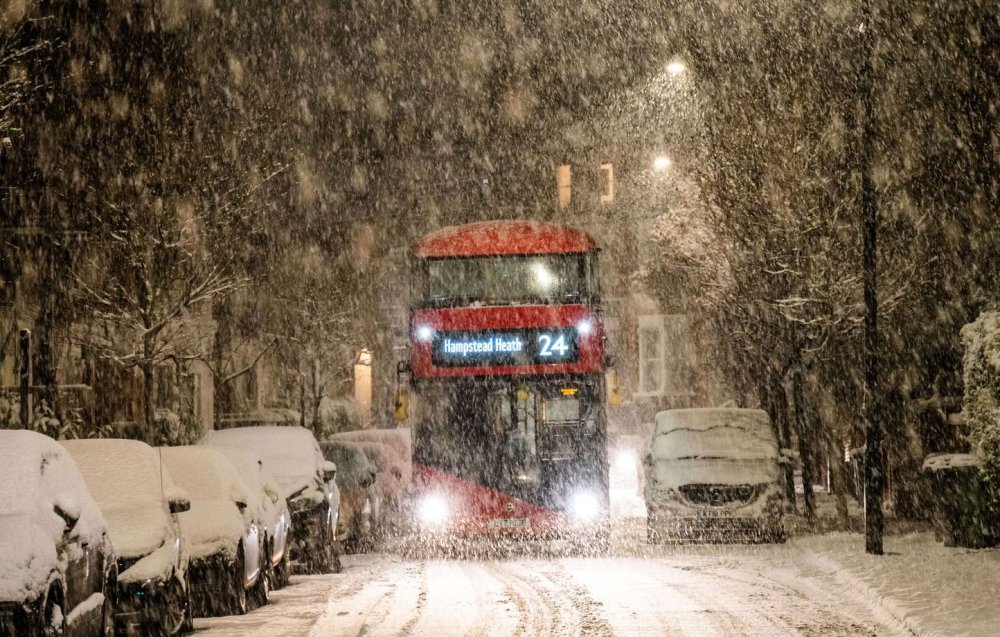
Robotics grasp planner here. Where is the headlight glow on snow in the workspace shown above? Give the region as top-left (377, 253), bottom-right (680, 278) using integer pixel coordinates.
top-left (613, 447), bottom-right (637, 472)
top-left (417, 494), bottom-right (450, 526)
top-left (570, 491), bottom-right (601, 523)
top-left (415, 324), bottom-right (434, 342)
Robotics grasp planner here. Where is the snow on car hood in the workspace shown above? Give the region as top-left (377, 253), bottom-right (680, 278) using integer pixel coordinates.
top-left (103, 504), bottom-right (173, 559)
top-left (176, 498), bottom-right (245, 561)
top-left (0, 515), bottom-right (60, 602)
top-left (118, 538), bottom-right (179, 584)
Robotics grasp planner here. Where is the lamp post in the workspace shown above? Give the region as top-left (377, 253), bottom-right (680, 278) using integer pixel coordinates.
top-left (859, 0), bottom-right (883, 556)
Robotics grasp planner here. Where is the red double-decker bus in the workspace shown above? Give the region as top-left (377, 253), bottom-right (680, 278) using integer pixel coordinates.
top-left (399, 220), bottom-right (610, 541)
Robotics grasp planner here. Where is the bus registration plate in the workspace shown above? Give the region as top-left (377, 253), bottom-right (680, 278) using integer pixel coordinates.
top-left (489, 517), bottom-right (530, 529)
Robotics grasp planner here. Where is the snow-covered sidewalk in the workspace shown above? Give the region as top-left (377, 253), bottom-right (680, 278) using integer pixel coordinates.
top-left (794, 532), bottom-right (1000, 637)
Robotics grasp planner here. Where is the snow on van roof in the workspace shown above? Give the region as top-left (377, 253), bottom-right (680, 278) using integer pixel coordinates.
top-left (0, 431), bottom-right (106, 601)
top-left (204, 426), bottom-right (324, 496)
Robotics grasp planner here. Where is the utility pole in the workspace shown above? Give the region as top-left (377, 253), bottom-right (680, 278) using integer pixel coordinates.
top-left (859, 0), bottom-right (884, 555)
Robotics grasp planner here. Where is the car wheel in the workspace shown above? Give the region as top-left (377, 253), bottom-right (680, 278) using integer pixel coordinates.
top-left (228, 549), bottom-right (249, 616)
top-left (273, 546), bottom-right (291, 589)
top-left (100, 572), bottom-right (116, 637)
top-left (35, 586), bottom-right (65, 637)
top-left (303, 508), bottom-right (337, 574)
top-left (155, 574), bottom-right (188, 636)
top-left (250, 548), bottom-right (270, 609)
top-left (180, 571), bottom-right (194, 633)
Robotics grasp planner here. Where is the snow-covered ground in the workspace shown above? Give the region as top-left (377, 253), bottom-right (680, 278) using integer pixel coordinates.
top-left (796, 532), bottom-right (1000, 637)
top-left (194, 542), bottom-right (908, 637)
top-left (191, 506), bottom-right (1000, 637)
top-left (192, 467), bottom-right (1000, 636)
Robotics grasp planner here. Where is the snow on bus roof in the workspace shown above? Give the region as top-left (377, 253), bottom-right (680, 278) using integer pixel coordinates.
top-left (414, 220), bottom-right (597, 258)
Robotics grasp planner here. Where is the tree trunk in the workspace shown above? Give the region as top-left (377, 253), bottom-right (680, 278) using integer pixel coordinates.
top-left (212, 296), bottom-right (234, 418)
top-left (762, 372), bottom-right (797, 513)
top-left (792, 365), bottom-right (816, 523)
top-left (141, 359), bottom-right (156, 444)
top-left (774, 377), bottom-right (798, 513)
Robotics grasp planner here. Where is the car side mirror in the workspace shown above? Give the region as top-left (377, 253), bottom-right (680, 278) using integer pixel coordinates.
top-left (169, 498), bottom-right (191, 514)
top-left (53, 504), bottom-right (79, 531)
top-left (322, 460), bottom-right (337, 483)
top-left (235, 500), bottom-right (248, 513)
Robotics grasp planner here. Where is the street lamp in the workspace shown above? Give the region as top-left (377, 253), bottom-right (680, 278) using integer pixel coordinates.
top-left (653, 155), bottom-right (672, 171)
top-left (666, 60), bottom-right (687, 76)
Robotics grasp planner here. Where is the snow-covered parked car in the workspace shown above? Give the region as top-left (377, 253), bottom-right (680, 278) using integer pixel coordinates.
top-left (0, 430), bottom-right (115, 637)
top-left (159, 446), bottom-right (268, 616)
top-left (319, 441), bottom-right (378, 550)
top-left (62, 439), bottom-right (192, 636)
top-left (328, 429), bottom-right (411, 535)
top-left (204, 427), bottom-right (341, 574)
top-left (644, 408), bottom-right (786, 544)
top-left (206, 446), bottom-right (292, 589)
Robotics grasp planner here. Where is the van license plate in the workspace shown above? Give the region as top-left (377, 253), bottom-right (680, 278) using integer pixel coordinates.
top-left (489, 517), bottom-right (530, 528)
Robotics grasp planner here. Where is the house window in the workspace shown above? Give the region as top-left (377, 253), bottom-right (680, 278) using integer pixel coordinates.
top-left (637, 314), bottom-right (666, 396)
top-left (600, 163), bottom-right (615, 203)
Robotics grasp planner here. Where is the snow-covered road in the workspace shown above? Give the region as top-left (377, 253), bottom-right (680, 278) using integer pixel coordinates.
top-left (193, 538), bottom-right (908, 637)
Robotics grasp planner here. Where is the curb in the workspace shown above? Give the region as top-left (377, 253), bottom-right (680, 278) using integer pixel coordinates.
top-left (793, 541), bottom-right (928, 637)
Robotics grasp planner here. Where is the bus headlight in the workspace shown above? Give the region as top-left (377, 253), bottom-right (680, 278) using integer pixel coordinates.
top-left (571, 491), bottom-right (601, 523)
top-left (417, 494), bottom-right (450, 526)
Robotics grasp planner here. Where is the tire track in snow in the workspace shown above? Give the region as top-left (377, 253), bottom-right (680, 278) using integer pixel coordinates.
top-left (483, 560), bottom-right (561, 636)
top-left (556, 557), bottom-right (719, 635)
top-left (534, 563), bottom-right (615, 637)
top-left (395, 562), bottom-right (428, 637)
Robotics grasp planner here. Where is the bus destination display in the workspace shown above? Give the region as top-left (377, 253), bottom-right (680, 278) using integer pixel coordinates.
top-left (432, 328), bottom-right (578, 367)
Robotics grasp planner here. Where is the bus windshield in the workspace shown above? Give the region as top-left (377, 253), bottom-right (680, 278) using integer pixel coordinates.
top-left (418, 253), bottom-right (595, 307)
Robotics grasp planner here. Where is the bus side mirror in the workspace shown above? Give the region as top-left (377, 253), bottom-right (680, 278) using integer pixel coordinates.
top-left (395, 387), bottom-right (409, 422)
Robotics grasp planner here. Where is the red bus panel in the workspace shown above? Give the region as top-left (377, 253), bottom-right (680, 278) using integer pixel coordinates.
top-left (414, 220), bottom-right (597, 258)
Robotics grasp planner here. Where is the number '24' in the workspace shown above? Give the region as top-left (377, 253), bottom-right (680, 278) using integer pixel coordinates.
top-left (537, 333), bottom-right (569, 357)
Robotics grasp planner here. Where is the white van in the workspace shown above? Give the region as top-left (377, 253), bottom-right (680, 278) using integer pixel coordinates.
top-left (644, 408), bottom-right (786, 543)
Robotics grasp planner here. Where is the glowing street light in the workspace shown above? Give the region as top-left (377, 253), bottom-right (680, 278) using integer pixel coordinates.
top-left (653, 155), bottom-right (672, 171)
top-left (666, 60), bottom-right (686, 76)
